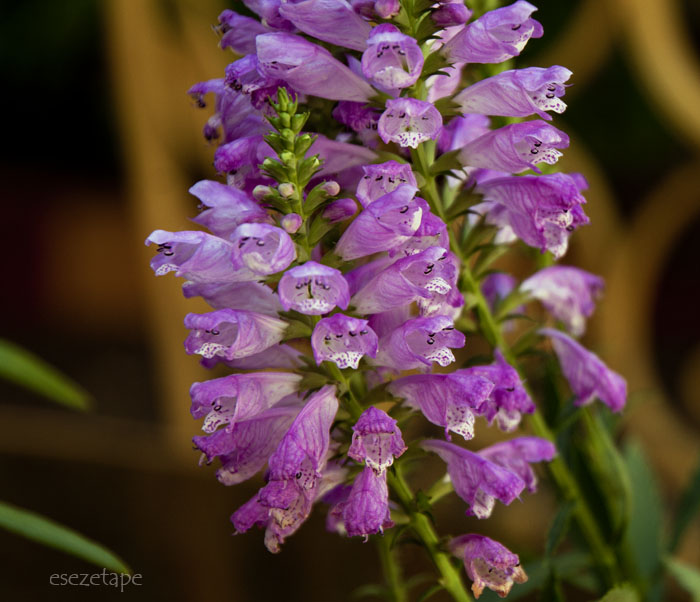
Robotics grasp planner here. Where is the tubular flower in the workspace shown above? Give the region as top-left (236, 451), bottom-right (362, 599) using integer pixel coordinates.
top-left (450, 534), bottom-right (528, 599)
top-left (378, 98), bottom-right (443, 148)
top-left (311, 314), bottom-right (379, 369)
top-left (348, 406), bottom-right (407, 473)
top-left (230, 223), bottom-right (297, 276)
top-left (278, 261), bottom-right (350, 314)
top-left (362, 24), bottom-right (424, 90)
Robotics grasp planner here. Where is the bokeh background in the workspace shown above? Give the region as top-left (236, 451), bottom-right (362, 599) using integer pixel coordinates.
top-left (1, 0), bottom-right (699, 600)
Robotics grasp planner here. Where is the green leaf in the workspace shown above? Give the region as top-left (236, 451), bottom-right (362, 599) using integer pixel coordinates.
top-left (545, 500), bottom-right (575, 556)
top-left (472, 244), bottom-right (509, 279)
top-left (429, 149), bottom-right (461, 176)
top-left (282, 319), bottom-right (313, 341)
top-left (0, 338), bottom-right (91, 410)
top-left (665, 557), bottom-right (700, 602)
top-left (351, 583), bottom-right (389, 600)
top-left (0, 500), bottom-right (129, 573)
top-left (623, 441), bottom-right (663, 579)
top-left (669, 453), bottom-right (700, 552)
top-left (416, 584), bottom-right (445, 602)
top-left (538, 571), bottom-right (565, 602)
top-left (596, 584), bottom-right (640, 602)
top-left (494, 289), bottom-right (532, 322)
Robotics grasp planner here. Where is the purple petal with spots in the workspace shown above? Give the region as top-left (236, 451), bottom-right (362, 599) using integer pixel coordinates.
top-left (348, 406), bottom-right (406, 473)
top-left (362, 24), bottom-right (424, 89)
top-left (455, 66), bottom-right (572, 121)
top-left (458, 350), bottom-right (535, 431)
top-left (378, 98), bottom-right (443, 148)
top-left (450, 534), bottom-right (528, 599)
top-left (184, 309), bottom-right (288, 360)
top-left (522, 266), bottom-right (604, 336)
top-left (188, 180), bottom-right (268, 237)
top-left (230, 222), bottom-right (296, 276)
top-left (335, 184), bottom-right (425, 260)
top-left (355, 161), bottom-right (418, 208)
top-left (392, 209), bottom-right (450, 257)
top-left (279, 0), bottom-right (372, 51)
top-left (145, 230), bottom-right (253, 283)
top-left (479, 436), bottom-right (556, 493)
top-left (340, 466), bottom-right (394, 537)
top-left (422, 439), bottom-right (526, 518)
top-left (389, 373), bottom-right (494, 440)
top-left (257, 33), bottom-right (375, 102)
top-left (189, 371), bottom-right (302, 431)
top-left (278, 261), bottom-right (350, 315)
top-left (375, 315), bottom-right (465, 371)
top-left (540, 328), bottom-right (627, 412)
top-left (459, 120), bottom-right (569, 174)
top-left (352, 247), bottom-right (457, 315)
top-left (442, 1), bottom-right (543, 64)
top-left (477, 173), bottom-right (590, 258)
top-left (193, 405), bottom-right (300, 485)
top-left (311, 314), bottom-right (379, 369)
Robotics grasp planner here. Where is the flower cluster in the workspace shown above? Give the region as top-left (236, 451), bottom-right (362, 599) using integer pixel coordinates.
top-left (148, 1), bottom-right (628, 599)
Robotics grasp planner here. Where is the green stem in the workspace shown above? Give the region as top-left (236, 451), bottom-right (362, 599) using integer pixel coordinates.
top-left (413, 142), bottom-right (624, 589)
top-left (388, 466), bottom-right (472, 602)
top-left (376, 533), bottom-right (408, 602)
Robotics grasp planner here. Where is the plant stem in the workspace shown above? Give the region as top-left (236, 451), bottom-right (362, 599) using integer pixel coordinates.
top-left (388, 466), bottom-right (473, 602)
top-left (376, 533), bottom-right (409, 602)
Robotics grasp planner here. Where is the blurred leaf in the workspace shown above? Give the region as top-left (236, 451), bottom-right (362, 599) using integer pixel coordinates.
top-left (0, 500), bottom-right (129, 573)
top-left (538, 572), bottom-right (565, 602)
top-left (546, 500), bottom-right (575, 556)
top-left (351, 583), bottom-right (389, 600)
top-left (623, 441), bottom-right (663, 582)
top-left (0, 338), bottom-right (91, 410)
top-left (664, 558), bottom-right (700, 602)
top-left (416, 584), bottom-right (445, 602)
top-left (596, 583), bottom-right (639, 602)
top-left (581, 410), bottom-right (632, 543)
top-left (669, 453), bottom-right (700, 552)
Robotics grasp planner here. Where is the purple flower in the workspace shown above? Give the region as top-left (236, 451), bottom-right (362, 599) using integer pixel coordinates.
top-left (240, 0), bottom-right (294, 30)
top-left (522, 266), bottom-right (604, 336)
top-left (339, 466), bottom-right (394, 537)
top-left (188, 180), bottom-right (268, 238)
top-left (204, 344), bottom-right (303, 371)
top-left (378, 98), bottom-right (443, 149)
top-left (184, 309), bottom-right (288, 360)
top-left (375, 316), bottom-right (466, 371)
top-left (233, 386), bottom-right (339, 552)
top-left (455, 66), bottom-right (572, 121)
top-left (348, 406), bottom-right (407, 473)
top-left (355, 160), bottom-right (418, 208)
top-left (481, 272), bottom-right (517, 312)
top-left (433, 1), bottom-right (472, 27)
top-left (477, 173), bottom-right (590, 258)
top-left (278, 0), bottom-right (372, 51)
top-left (388, 373), bottom-right (494, 440)
top-left (146, 230), bottom-right (249, 283)
top-left (332, 102), bottom-right (381, 145)
top-left (458, 350), bottom-right (535, 431)
top-left (323, 198), bottom-right (358, 223)
top-left (350, 0), bottom-right (399, 19)
top-left (230, 222), bottom-right (296, 276)
top-left (335, 184), bottom-right (425, 260)
top-left (311, 314), bottom-right (379, 369)
top-left (216, 10), bottom-right (269, 55)
top-left (393, 209), bottom-right (450, 257)
top-left (540, 328), bottom-right (627, 412)
top-left (224, 55), bottom-right (289, 111)
top-left (459, 120), bottom-right (569, 174)
top-left (479, 436), bottom-right (556, 493)
top-left (351, 247), bottom-right (458, 315)
top-left (450, 534), bottom-right (528, 599)
top-left (182, 281), bottom-right (282, 315)
top-left (189, 371), bottom-right (302, 432)
top-left (362, 25), bottom-right (424, 90)
top-left (438, 114), bottom-right (492, 153)
top-left (193, 405), bottom-right (300, 485)
top-left (257, 33), bottom-right (375, 102)
top-left (214, 135), bottom-right (275, 190)
top-left (281, 213), bottom-right (303, 233)
top-left (422, 439), bottom-right (525, 518)
top-left (442, 1), bottom-right (543, 64)
top-left (278, 261), bottom-right (350, 315)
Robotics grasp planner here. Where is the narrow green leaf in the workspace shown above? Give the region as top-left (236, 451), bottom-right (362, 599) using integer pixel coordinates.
top-left (665, 557), bottom-right (700, 602)
top-left (545, 500), bottom-right (575, 556)
top-left (538, 571), bottom-right (565, 602)
top-left (472, 244), bottom-right (509, 279)
top-left (0, 339), bottom-right (91, 410)
top-left (623, 441), bottom-right (663, 580)
top-left (494, 289), bottom-right (532, 322)
top-left (429, 149), bottom-right (461, 176)
top-left (0, 501), bottom-right (130, 573)
top-left (282, 319), bottom-right (313, 341)
top-left (416, 584), bottom-right (445, 602)
top-left (669, 453), bottom-right (700, 552)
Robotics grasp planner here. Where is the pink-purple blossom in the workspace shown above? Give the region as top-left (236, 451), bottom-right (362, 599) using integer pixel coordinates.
top-left (378, 98), bottom-right (443, 148)
top-left (278, 261), bottom-right (350, 315)
top-left (348, 406), bottom-right (406, 473)
top-left (311, 314), bottom-right (379, 369)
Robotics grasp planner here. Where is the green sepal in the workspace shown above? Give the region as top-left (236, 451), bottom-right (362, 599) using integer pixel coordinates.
top-left (494, 288), bottom-right (532, 322)
top-left (297, 155), bottom-right (322, 187)
top-left (294, 133), bottom-right (316, 157)
top-left (433, 96), bottom-right (462, 117)
top-left (429, 149), bottom-right (461, 176)
top-left (291, 112), bottom-right (309, 133)
top-left (421, 51), bottom-right (450, 78)
top-left (472, 244), bottom-right (509, 279)
top-left (414, 16), bottom-right (439, 43)
top-left (282, 319), bottom-right (313, 341)
top-left (412, 0), bottom-right (435, 15)
top-left (308, 214), bottom-right (335, 246)
top-left (298, 371), bottom-right (331, 392)
top-left (304, 181), bottom-right (335, 214)
top-left (261, 157), bottom-right (290, 182)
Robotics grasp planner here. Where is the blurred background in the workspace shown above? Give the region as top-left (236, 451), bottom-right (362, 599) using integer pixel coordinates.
top-left (1, 0), bottom-right (699, 600)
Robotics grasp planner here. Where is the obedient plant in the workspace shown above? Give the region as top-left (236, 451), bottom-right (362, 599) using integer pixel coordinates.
top-left (146, 1), bottom-right (645, 599)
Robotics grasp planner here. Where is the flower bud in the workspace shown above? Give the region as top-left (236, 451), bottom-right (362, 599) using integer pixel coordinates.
top-left (278, 182), bottom-right (296, 198)
top-left (281, 213), bottom-right (303, 233)
top-left (320, 180), bottom-right (340, 196)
